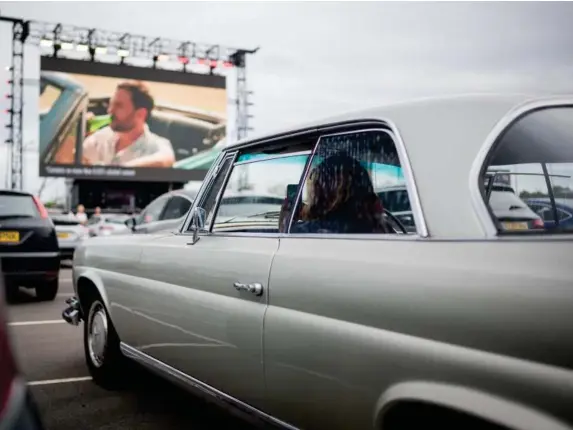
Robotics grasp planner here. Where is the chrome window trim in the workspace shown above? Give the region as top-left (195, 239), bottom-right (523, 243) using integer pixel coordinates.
top-left (234, 150), bottom-right (312, 166)
top-left (184, 151), bottom-right (314, 237)
top-left (179, 151), bottom-right (223, 233)
top-left (469, 99), bottom-right (573, 238)
top-left (180, 151), bottom-right (236, 233)
top-left (120, 343), bottom-right (299, 430)
top-left (286, 127), bottom-right (429, 238)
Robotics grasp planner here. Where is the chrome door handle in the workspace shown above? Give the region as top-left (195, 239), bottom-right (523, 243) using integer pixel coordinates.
top-left (233, 282), bottom-right (264, 296)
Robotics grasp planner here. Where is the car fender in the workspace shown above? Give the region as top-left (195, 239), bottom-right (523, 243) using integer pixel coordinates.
top-left (373, 381), bottom-right (572, 430)
top-left (74, 266), bottom-right (111, 315)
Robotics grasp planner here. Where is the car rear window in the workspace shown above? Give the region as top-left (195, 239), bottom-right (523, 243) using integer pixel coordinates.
top-left (0, 194), bottom-right (39, 218)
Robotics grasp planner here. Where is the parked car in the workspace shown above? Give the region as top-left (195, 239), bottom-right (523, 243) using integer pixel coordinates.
top-left (0, 190), bottom-right (60, 302)
top-left (50, 214), bottom-right (89, 260)
top-left (86, 213), bottom-right (131, 237)
top-left (123, 189), bottom-right (195, 235)
top-left (63, 95), bottom-right (573, 430)
top-left (526, 197), bottom-right (573, 230)
top-left (0, 272), bottom-right (46, 429)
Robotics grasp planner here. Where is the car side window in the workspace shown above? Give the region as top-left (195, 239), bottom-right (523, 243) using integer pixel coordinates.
top-left (162, 196), bottom-right (192, 221)
top-left (140, 195), bottom-right (169, 224)
top-left (289, 129), bottom-right (415, 235)
top-left (210, 153), bottom-right (311, 234)
top-left (482, 106), bottom-right (573, 233)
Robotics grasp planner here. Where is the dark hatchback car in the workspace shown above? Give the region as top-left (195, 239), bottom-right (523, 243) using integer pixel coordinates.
top-left (0, 190), bottom-right (60, 302)
top-left (0, 273), bottom-right (46, 429)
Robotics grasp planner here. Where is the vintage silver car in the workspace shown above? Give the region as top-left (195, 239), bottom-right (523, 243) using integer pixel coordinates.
top-left (62, 94), bottom-right (573, 430)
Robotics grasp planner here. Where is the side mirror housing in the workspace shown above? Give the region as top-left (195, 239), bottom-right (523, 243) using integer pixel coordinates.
top-left (190, 207), bottom-right (206, 244)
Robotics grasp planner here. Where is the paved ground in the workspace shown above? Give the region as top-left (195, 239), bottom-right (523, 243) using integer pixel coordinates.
top-left (6, 267), bottom-right (258, 430)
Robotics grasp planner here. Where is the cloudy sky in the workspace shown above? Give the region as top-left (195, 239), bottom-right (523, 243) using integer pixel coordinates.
top-left (1, 1), bottom-right (573, 201)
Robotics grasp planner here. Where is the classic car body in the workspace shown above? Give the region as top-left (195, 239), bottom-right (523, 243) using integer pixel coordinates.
top-left (63, 94), bottom-right (573, 430)
top-left (39, 71), bottom-right (227, 166)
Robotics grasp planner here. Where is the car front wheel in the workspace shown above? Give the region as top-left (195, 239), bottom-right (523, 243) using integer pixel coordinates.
top-left (83, 296), bottom-right (126, 390)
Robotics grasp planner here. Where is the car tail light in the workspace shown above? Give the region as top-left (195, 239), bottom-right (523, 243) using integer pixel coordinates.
top-left (0, 308), bottom-right (17, 419)
top-left (532, 219), bottom-right (545, 229)
top-left (99, 225), bottom-right (114, 231)
top-left (32, 196), bottom-right (49, 219)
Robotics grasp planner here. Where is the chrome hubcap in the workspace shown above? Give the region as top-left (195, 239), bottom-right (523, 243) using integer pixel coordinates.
top-left (88, 302), bottom-right (108, 368)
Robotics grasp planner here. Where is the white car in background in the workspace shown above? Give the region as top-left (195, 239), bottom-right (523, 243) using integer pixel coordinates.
top-left (87, 214), bottom-right (132, 237)
top-left (49, 214), bottom-right (90, 260)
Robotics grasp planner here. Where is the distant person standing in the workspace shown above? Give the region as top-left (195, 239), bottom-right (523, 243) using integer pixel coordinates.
top-left (76, 204), bottom-right (88, 225)
top-left (81, 81), bottom-right (175, 168)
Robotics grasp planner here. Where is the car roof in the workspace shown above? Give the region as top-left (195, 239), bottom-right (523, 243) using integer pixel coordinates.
top-left (226, 93), bottom-right (573, 238)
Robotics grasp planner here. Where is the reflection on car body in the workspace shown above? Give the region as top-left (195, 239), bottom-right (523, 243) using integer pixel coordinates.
top-left (64, 95), bottom-right (573, 430)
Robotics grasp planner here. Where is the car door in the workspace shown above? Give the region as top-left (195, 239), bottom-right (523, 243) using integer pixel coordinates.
top-left (132, 144), bottom-right (312, 411)
top-left (144, 195), bottom-right (192, 234)
top-left (263, 128), bottom-right (426, 430)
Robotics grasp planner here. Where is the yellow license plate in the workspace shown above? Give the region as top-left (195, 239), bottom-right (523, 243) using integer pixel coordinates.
top-left (57, 232), bottom-right (70, 239)
top-left (0, 231), bottom-right (20, 243)
top-left (502, 222), bottom-right (529, 231)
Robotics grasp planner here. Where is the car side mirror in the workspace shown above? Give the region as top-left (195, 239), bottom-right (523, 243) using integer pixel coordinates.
top-left (190, 207), bottom-right (206, 245)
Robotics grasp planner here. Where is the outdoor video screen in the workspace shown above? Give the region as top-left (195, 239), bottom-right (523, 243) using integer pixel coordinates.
top-left (39, 57), bottom-right (228, 182)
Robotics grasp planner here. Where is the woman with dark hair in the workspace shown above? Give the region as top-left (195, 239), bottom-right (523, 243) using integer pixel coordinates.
top-left (291, 153), bottom-right (392, 234)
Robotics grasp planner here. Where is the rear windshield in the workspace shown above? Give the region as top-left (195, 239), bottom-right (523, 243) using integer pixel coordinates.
top-left (0, 194), bottom-right (39, 218)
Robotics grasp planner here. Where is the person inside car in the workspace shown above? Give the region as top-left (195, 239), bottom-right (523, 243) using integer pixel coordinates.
top-left (291, 153), bottom-right (393, 234)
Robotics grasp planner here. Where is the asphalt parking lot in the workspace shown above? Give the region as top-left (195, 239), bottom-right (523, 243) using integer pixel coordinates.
top-left (6, 267), bottom-right (258, 430)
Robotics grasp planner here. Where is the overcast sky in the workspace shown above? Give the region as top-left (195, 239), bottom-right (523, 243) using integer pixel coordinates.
top-left (1, 1), bottom-right (573, 200)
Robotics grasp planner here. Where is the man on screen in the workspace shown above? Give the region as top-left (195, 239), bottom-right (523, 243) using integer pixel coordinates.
top-left (82, 80), bottom-right (175, 168)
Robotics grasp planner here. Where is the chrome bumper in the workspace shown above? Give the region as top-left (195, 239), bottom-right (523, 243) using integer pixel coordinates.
top-left (62, 297), bottom-right (82, 326)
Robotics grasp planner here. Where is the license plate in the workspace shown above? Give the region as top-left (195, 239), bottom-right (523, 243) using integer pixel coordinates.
top-left (0, 231), bottom-right (20, 243)
top-left (502, 222), bottom-right (529, 231)
top-left (57, 232), bottom-right (70, 239)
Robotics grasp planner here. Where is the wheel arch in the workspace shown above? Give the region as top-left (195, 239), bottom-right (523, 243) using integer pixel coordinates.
top-left (75, 269), bottom-right (111, 316)
top-left (373, 381), bottom-right (572, 430)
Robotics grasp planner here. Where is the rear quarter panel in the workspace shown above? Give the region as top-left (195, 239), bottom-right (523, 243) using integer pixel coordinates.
top-left (264, 236), bottom-right (573, 430)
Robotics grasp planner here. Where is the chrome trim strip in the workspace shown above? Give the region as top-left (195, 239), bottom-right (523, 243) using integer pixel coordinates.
top-left (205, 152), bottom-right (239, 233)
top-left (233, 150), bottom-right (312, 166)
top-left (181, 151), bottom-right (235, 233)
top-left (0, 251), bottom-right (59, 258)
top-left (119, 343), bottom-right (299, 430)
top-left (469, 98), bottom-right (573, 238)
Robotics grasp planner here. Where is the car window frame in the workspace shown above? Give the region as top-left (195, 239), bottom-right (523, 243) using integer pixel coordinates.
top-left (207, 150), bottom-right (313, 237)
top-left (472, 100), bottom-right (573, 238)
top-left (179, 151), bottom-right (236, 234)
top-left (180, 122), bottom-right (427, 241)
top-left (284, 127), bottom-right (423, 239)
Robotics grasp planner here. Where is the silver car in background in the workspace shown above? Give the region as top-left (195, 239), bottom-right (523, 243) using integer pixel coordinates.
top-left (87, 214), bottom-right (131, 237)
top-left (50, 214), bottom-right (89, 260)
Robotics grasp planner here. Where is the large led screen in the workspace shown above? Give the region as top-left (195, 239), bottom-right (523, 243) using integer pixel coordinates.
top-left (39, 57), bottom-right (227, 182)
